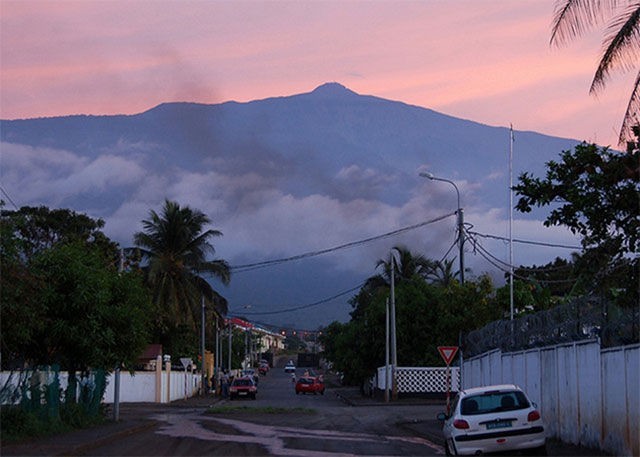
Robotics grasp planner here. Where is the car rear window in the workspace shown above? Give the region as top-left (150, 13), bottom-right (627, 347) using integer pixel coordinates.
top-left (233, 379), bottom-right (253, 386)
top-left (461, 391), bottom-right (530, 415)
top-left (298, 378), bottom-right (314, 384)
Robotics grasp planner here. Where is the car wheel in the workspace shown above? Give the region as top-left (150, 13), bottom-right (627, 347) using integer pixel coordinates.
top-left (296, 391), bottom-right (299, 395)
top-left (251, 394), bottom-right (256, 400)
top-left (320, 390), bottom-right (324, 395)
top-left (445, 439), bottom-right (458, 456)
top-left (525, 444), bottom-right (548, 456)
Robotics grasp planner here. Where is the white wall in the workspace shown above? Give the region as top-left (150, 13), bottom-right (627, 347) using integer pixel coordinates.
top-left (2, 368), bottom-right (203, 405)
top-left (462, 340), bottom-right (639, 456)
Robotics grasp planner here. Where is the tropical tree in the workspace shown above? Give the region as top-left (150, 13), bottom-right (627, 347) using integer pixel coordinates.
top-left (1, 205), bottom-right (151, 381)
top-left (133, 200), bottom-right (230, 353)
top-left (426, 258), bottom-right (458, 287)
top-left (550, 0), bottom-right (640, 144)
top-left (514, 133), bottom-right (639, 307)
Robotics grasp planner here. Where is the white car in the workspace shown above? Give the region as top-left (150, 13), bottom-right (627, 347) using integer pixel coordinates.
top-left (284, 362), bottom-right (296, 373)
top-left (438, 384), bottom-right (547, 456)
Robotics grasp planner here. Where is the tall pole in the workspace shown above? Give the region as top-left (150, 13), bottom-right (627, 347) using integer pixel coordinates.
top-left (458, 207), bottom-right (465, 284)
top-left (385, 297), bottom-right (390, 403)
top-left (214, 315), bottom-right (219, 394)
top-left (419, 172), bottom-right (464, 283)
top-left (113, 249), bottom-right (124, 421)
top-left (227, 321), bottom-right (232, 372)
top-left (509, 125), bottom-right (515, 321)
top-left (390, 252), bottom-right (398, 400)
top-left (201, 294), bottom-right (206, 395)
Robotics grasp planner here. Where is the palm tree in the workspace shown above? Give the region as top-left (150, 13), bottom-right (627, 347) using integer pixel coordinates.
top-left (426, 258), bottom-right (458, 287)
top-left (133, 200), bottom-right (230, 331)
top-left (550, 0), bottom-right (640, 144)
top-left (357, 245), bottom-right (434, 300)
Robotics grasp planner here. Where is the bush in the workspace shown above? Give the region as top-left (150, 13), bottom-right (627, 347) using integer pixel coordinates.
top-left (0, 406), bottom-right (68, 443)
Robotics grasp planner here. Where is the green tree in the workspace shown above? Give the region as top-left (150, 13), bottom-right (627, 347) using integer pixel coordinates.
top-left (426, 258), bottom-right (458, 287)
top-left (1, 206), bottom-right (150, 372)
top-left (322, 271), bottom-right (500, 387)
top-left (24, 243), bottom-right (151, 371)
top-left (133, 200), bottom-right (230, 355)
top-left (514, 136), bottom-right (639, 306)
top-left (551, 0), bottom-right (640, 144)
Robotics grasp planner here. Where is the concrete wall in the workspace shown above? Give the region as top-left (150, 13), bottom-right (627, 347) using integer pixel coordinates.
top-left (2, 358), bottom-right (203, 406)
top-left (462, 340), bottom-right (639, 456)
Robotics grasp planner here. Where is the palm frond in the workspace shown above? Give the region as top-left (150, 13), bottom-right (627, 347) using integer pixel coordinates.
top-left (619, 70), bottom-right (640, 143)
top-left (551, 0), bottom-right (621, 46)
top-left (591, 4), bottom-right (640, 94)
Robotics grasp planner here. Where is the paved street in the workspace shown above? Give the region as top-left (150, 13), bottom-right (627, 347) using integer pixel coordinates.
top-left (2, 367), bottom-right (610, 456)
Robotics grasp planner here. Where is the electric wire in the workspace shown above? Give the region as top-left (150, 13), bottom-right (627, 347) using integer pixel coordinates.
top-left (468, 230), bottom-right (582, 250)
top-left (230, 281), bottom-right (367, 316)
top-left (466, 230), bottom-right (578, 284)
top-left (229, 212), bottom-right (456, 273)
top-left (0, 185), bottom-right (19, 210)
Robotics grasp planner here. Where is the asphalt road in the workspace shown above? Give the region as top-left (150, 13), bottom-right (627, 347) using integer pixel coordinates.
top-left (2, 367), bottom-right (610, 456)
top-left (78, 367), bottom-right (444, 456)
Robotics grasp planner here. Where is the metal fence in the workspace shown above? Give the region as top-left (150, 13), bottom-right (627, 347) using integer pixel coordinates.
top-left (0, 365), bottom-right (107, 419)
top-left (464, 296), bottom-right (639, 357)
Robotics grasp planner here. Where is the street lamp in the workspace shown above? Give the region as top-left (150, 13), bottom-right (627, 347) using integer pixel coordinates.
top-left (419, 172), bottom-right (465, 284)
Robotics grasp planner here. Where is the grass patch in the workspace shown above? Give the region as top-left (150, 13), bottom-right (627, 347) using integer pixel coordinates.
top-left (206, 405), bottom-right (316, 415)
top-left (0, 404), bottom-right (107, 444)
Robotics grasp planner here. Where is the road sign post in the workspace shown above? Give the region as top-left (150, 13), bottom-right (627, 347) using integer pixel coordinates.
top-left (438, 346), bottom-right (458, 415)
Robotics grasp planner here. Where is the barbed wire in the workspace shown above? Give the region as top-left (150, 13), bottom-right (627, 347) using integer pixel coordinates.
top-left (464, 296), bottom-right (639, 356)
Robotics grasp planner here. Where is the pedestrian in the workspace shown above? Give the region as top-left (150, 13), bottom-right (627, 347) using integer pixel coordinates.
top-left (221, 371), bottom-right (230, 398)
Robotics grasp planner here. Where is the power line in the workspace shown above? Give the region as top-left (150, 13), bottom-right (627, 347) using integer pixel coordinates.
top-left (229, 212), bottom-right (456, 273)
top-left (466, 231), bottom-right (578, 284)
top-left (0, 185), bottom-right (19, 210)
top-left (468, 230), bottom-right (582, 250)
top-left (230, 281), bottom-right (366, 316)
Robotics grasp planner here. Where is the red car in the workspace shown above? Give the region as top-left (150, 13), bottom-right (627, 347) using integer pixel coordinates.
top-left (295, 376), bottom-right (325, 395)
top-left (229, 376), bottom-right (257, 400)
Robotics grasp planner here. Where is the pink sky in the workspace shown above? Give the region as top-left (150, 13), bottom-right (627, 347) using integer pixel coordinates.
top-left (1, 0), bottom-right (634, 146)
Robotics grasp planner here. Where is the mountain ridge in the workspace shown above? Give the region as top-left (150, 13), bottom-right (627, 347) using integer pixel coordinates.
top-left (0, 82), bottom-right (583, 328)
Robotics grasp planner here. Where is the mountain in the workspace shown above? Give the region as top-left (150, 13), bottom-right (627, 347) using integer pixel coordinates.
top-left (0, 83), bottom-right (581, 329)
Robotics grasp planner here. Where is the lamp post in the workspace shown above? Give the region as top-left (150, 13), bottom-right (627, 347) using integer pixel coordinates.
top-left (419, 172), bottom-right (465, 284)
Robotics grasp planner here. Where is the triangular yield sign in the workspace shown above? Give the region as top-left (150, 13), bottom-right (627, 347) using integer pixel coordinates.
top-left (437, 346), bottom-right (458, 365)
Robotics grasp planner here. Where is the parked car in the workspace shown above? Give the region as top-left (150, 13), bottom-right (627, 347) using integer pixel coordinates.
top-left (284, 361), bottom-right (296, 373)
top-left (437, 384), bottom-right (546, 456)
top-left (259, 362), bottom-right (269, 375)
top-left (295, 376), bottom-right (325, 395)
top-left (229, 376), bottom-right (257, 400)
top-left (241, 369), bottom-right (259, 385)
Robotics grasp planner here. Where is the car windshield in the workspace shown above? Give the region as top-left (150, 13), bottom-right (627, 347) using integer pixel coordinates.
top-left (461, 390), bottom-right (530, 415)
top-left (298, 378), bottom-right (313, 384)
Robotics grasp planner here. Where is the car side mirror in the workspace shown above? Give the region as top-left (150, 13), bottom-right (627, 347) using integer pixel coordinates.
top-left (437, 412), bottom-right (448, 421)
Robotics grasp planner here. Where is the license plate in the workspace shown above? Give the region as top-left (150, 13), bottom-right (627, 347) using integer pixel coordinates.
top-left (486, 420), bottom-right (512, 429)
top-left (238, 392), bottom-right (247, 396)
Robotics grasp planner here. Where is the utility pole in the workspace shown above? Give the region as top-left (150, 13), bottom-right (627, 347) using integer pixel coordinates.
top-left (227, 321), bottom-right (232, 372)
top-left (200, 294), bottom-right (206, 395)
top-left (390, 252), bottom-right (398, 400)
top-left (385, 297), bottom-right (390, 403)
top-left (113, 249), bottom-right (124, 421)
top-left (419, 172), bottom-right (464, 283)
top-left (458, 208), bottom-right (465, 284)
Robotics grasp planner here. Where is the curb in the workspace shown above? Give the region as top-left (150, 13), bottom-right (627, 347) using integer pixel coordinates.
top-left (397, 419), bottom-right (445, 446)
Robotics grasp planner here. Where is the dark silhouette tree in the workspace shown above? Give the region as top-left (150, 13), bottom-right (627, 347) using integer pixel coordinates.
top-left (550, 0), bottom-right (640, 144)
top-left (133, 200), bottom-right (230, 344)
